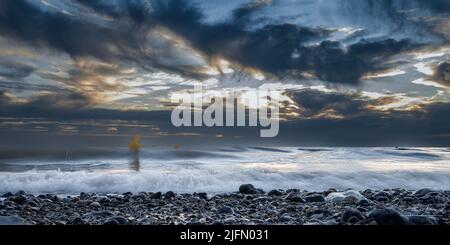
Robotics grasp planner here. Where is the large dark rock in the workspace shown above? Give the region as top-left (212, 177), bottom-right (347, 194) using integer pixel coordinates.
top-left (98, 197), bottom-right (111, 204)
top-left (239, 184), bottom-right (262, 194)
top-left (103, 219), bottom-right (119, 225)
top-left (341, 208), bottom-right (365, 223)
top-left (356, 199), bottom-right (371, 207)
top-left (13, 195), bottom-right (27, 205)
top-left (418, 193), bottom-right (448, 204)
top-left (14, 190), bottom-right (26, 196)
top-left (373, 191), bottom-right (391, 199)
top-left (368, 208), bottom-right (409, 225)
top-left (1, 192), bottom-right (13, 198)
top-left (165, 191), bottom-right (176, 198)
top-left (305, 194), bottom-right (325, 203)
top-left (407, 216), bottom-right (438, 225)
top-left (104, 216), bottom-right (129, 225)
top-left (268, 189), bottom-right (283, 196)
top-left (89, 202), bottom-right (101, 209)
top-left (131, 194), bottom-right (146, 201)
top-left (217, 206), bottom-right (234, 214)
top-left (79, 192), bottom-right (90, 200)
top-left (414, 188), bottom-right (438, 197)
top-left (285, 193), bottom-right (305, 203)
top-left (150, 192), bottom-right (162, 199)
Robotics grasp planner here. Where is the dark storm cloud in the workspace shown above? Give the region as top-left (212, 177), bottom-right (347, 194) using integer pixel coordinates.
top-left (0, 0), bottom-right (426, 85)
top-left (286, 89), bottom-right (374, 118)
top-left (432, 62), bottom-right (450, 87)
top-left (302, 39), bottom-right (414, 84)
top-left (0, 0), bottom-right (201, 79)
top-left (0, 0), bottom-right (140, 61)
top-left (142, 0), bottom-right (419, 84)
top-left (0, 61), bottom-right (34, 79)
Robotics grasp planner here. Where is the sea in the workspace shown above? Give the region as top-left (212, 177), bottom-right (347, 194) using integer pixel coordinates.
top-left (0, 147), bottom-right (449, 194)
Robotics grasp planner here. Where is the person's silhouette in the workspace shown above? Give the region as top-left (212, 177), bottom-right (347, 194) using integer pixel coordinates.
top-left (129, 135), bottom-right (141, 171)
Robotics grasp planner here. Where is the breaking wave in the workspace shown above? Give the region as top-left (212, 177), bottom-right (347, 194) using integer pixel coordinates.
top-left (0, 147), bottom-right (449, 194)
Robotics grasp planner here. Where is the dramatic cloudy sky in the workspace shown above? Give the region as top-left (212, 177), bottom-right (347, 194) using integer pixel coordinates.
top-left (0, 0), bottom-right (449, 148)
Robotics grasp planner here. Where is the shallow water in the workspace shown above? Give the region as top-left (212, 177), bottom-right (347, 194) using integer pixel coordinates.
top-left (0, 147), bottom-right (449, 194)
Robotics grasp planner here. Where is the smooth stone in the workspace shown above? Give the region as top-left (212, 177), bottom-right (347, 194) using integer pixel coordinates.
top-left (407, 216), bottom-right (438, 225)
top-left (414, 188), bottom-right (439, 197)
top-left (13, 195), bottom-right (27, 205)
top-left (305, 194), bottom-right (325, 203)
top-left (341, 208), bottom-right (365, 223)
top-left (79, 192), bottom-right (89, 200)
top-left (217, 206), bottom-right (234, 214)
top-left (368, 208), bottom-right (409, 225)
top-left (103, 219), bottom-right (120, 225)
top-left (419, 194), bottom-right (448, 204)
top-left (285, 193), bottom-right (305, 203)
top-left (239, 184), bottom-right (261, 195)
top-left (0, 216), bottom-right (30, 225)
top-left (373, 191), bottom-right (391, 199)
top-left (356, 199), bottom-right (371, 207)
top-left (268, 189), bottom-right (283, 196)
top-left (150, 192), bottom-right (162, 199)
top-left (347, 216), bottom-right (360, 224)
top-left (98, 197), bottom-right (111, 204)
top-left (165, 191), bottom-right (176, 198)
top-left (1, 192), bottom-right (13, 198)
top-left (131, 194), bottom-right (146, 200)
top-left (14, 190), bottom-right (26, 196)
top-left (89, 202), bottom-right (101, 208)
top-left (326, 190), bottom-right (366, 204)
top-left (105, 216), bottom-right (129, 225)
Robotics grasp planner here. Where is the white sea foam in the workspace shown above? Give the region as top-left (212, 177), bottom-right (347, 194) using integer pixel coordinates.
top-left (0, 147), bottom-right (449, 194)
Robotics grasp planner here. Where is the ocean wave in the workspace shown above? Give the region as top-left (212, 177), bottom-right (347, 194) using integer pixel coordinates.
top-left (1, 147), bottom-right (449, 194)
top-left (1, 168), bottom-right (449, 195)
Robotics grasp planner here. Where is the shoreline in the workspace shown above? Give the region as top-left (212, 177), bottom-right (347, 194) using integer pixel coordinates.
top-left (1, 184), bottom-right (449, 225)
